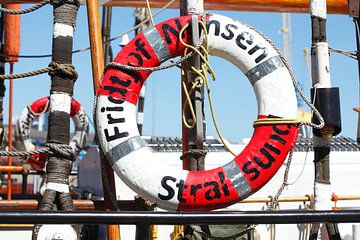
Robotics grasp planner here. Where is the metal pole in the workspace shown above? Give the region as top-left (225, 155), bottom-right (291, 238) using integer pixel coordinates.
top-left (0, 6), bottom-right (4, 147)
top-left (180, 1), bottom-right (209, 238)
top-left (6, 63), bottom-right (13, 200)
top-left (86, 1), bottom-right (121, 239)
top-left (352, 0), bottom-right (360, 142)
top-left (309, 0), bottom-right (341, 239)
top-left (102, 6), bottom-right (113, 66)
top-left (180, 0), bottom-right (205, 171)
top-left (0, 210), bottom-right (359, 225)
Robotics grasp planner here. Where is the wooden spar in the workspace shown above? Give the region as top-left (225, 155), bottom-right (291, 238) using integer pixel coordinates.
top-left (102, 0), bottom-right (349, 14)
top-left (4, 4), bottom-right (20, 63)
top-left (4, 3), bottom-right (21, 201)
top-left (86, 0), bottom-right (121, 239)
top-left (0, 166), bottom-right (25, 173)
top-left (0, 0), bottom-right (349, 14)
top-left (86, 0), bottom-right (104, 93)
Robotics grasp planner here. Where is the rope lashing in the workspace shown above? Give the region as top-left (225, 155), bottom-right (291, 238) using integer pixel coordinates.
top-left (50, 0), bottom-right (80, 7)
top-left (0, 0), bottom-right (80, 15)
top-left (48, 61), bottom-right (78, 80)
top-left (253, 118), bottom-right (301, 127)
top-left (0, 143), bottom-right (76, 160)
top-left (0, 0), bottom-right (50, 14)
top-left (0, 61), bottom-right (78, 80)
top-left (180, 149), bottom-right (207, 160)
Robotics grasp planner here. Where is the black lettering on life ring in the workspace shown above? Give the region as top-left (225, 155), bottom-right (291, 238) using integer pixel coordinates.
top-left (106, 115), bottom-right (125, 125)
top-left (218, 171), bottom-right (230, 196)
top-left (242, 161), bottom-right (260, 181)
top-left (236, 31), bottom-right (254, 50)
top-left (101, 106), bottom-right (124, 112)
top-left (273, 125), bottom-right (291, 135)
top-left (135, 38), bottom-right (151, 60)
top-left (264, 143), bottom-right (281, 155)
top-left (206, 19), bottom-right (220, 36)
top-left (103, 86), bottom-right (128, 97)
top-left (204, 181), bottom-right (221, 200)
top-left (127, 52), bottom-right (143, 67)
top-left (248, 44), bottom-right (268, 63)
top-left (161, 19), bottom-right (184, 44)
top-left (104, 127), bottom-right (129, 142)
top-left (270, 134), bottom-right (286, 145)
top-left (110, 76), bottom-right (131, 87)
top-left (221, 23), bottom-right (238, 40)
top-left (190, 184), bottom-right (202, 203)
top-left (108, 96), bottom-right (125, 104)
top-left (176, 180), bottom-right (188, 203)
top-left (158, 176), bottom-right (176, 200)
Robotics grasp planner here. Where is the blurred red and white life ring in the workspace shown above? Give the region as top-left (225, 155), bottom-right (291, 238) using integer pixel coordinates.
top-left (15, 96), bottom-right (89, 168)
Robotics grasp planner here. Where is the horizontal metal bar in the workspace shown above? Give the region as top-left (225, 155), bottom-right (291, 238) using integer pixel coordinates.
top-left (1, 210), bottom-right (360, 225)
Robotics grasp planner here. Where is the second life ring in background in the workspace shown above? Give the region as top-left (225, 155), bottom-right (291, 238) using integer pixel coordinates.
top-left (95, 14), bottom-right (299, 211)
top-left (15, 96), bottom-right (89, 169)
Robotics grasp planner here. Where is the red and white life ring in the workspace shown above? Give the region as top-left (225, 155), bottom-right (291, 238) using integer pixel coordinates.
top-left (15, 96), bottom-right (89, 161)
top-left (95, 14), bottom-right (299, 211)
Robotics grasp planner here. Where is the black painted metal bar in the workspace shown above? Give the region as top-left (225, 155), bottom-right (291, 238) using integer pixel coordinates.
top-left (1, 210), bottom-right (360, 225)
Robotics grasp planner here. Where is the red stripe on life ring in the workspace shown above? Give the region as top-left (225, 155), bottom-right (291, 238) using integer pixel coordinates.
top-left (29, 96), bottom-right (50, 115)
top-left (97, 15), bottom-right (193, 104)
top-left (70, 98), bottom-right (81, 117)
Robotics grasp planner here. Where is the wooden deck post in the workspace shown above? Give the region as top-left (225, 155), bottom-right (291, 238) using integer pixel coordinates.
top-left (86, 0), bottom-right (120, 239)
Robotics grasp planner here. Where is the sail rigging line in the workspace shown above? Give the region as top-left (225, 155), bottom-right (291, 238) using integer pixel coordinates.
top-left (0, 0), bottom-right (50, 15)
top-left (0, 62), bottom-right (77, 80)
top-left (0, 0), bottom-right (177, 59)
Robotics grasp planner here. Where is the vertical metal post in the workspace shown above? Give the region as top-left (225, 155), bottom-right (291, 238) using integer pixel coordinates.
top-left (180, 1), bottom-right (209, 238)
top-left (354, 107), bottom-right (360, 143)
top-left (22, 172), bottom-right (28, 199)
top-left (102, 6), bottom-right (113, 66)
top-left (4, 3), bottom-right (20, 201)
top-left (86, 1), bottom-right (120, 240)
top-left (352, 1), bottom-right (360, 142)
top-left (180, 0), bottom-right (205, 170)
top-left (6, 63), bottom-right (13, 200)
top-left (0, 7), bottom-right (4, 148)
top-left (309, 0), bottom-right (341, 239)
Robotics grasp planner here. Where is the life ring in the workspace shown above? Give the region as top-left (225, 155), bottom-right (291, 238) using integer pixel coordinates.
top-left (95, 14), bottom-right (299, 211)
top-left (15, 96), bottom-right (89, 163)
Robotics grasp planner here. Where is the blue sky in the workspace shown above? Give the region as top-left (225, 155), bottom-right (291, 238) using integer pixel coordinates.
top-left (4, 4), bottom-right (359, 142)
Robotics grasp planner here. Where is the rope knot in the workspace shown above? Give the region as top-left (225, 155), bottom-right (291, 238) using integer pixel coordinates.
top-left (180, 149), bottom-right (207, 160)
top-left (50, 0), bottom-right (80, 7)
top-left (45, 142), bottom-right (76, 161)
top-left (48, 61), bottom-right (78, 81)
